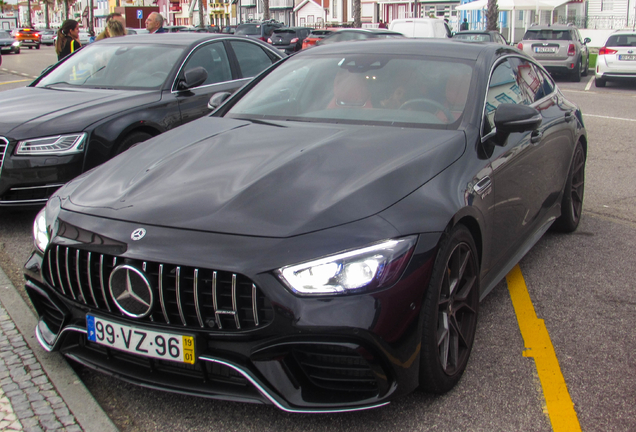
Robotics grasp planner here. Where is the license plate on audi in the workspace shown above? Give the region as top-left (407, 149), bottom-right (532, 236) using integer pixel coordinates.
top-left (86, 315), bottom-right (195, 364)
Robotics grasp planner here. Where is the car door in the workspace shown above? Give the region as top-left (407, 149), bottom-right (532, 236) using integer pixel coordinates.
top-left (174, 41), bottom-right (238, 124)
top-left (484, 56), bottom-right (571, 267)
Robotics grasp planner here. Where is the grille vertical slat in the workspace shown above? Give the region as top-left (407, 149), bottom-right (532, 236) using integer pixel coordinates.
top-left (251, 284), bottom-right (259, 327)
top-left (43, 247), bottom-right (272, 332)
top-left (86, 252), bottom-right (99, 307)
top-left (75, 249), bottom-right (87, 304)
top-left (159, 264), bottom-right (170, 324)
top-left (55, 246), bottom-right (67, 296)
top-left (176, 266), bottom-right (186, 326)
top-left (0, 137), bottom-right (7, 172)
top-left (99, 254), bottom-right (112, 312)
top-left (193, 269), bottom-right (204, 328)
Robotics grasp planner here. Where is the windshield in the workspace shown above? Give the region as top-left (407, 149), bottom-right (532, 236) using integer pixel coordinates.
top-left (36, 43), bottom-right (185, 90)
top-left (454, 33), bottom-right (491, 42)
top-left (606, 34), bottom-right (636, 47)
top-left (226, 54), bottom-right (473, 127)
top-left (236, 24), bottom-right (259, 36)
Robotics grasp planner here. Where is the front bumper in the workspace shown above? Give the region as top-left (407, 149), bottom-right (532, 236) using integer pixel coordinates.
top-left (0, 137), bottom-right (83, 206)
top-left (24, 210), bottom-right (440, 412)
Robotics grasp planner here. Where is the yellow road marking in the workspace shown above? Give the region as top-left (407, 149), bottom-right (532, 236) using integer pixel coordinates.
top-left (0, 79), bottom-right (31, 85)
top-left (506, 265), bottom-right (581, 432)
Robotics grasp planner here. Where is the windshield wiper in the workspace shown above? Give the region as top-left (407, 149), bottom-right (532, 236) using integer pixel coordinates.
top-left (81, 66), bottom-right (106, 85)
top-left (42, 81), bottom-right (74, 88)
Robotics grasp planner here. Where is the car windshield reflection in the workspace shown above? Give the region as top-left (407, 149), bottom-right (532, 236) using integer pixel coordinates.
top-left (227, 54), bottom-right (473, 127)
top-left (36, 44), bottom-right (185, 90)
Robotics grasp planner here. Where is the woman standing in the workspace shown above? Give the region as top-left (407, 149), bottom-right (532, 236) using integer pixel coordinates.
top-left (56, 20), bottom-right (81, 61)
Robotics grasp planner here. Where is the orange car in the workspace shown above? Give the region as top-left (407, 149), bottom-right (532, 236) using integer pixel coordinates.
top-left (15, 28), bottom-right (41, 49)
top-left (301, 29), bottom-right (333, 49)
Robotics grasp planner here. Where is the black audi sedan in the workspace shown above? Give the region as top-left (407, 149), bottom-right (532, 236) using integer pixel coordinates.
top-left (0, 33), bottom-right (284, 206)
top-left (24, 39), bottom-right (586, 413)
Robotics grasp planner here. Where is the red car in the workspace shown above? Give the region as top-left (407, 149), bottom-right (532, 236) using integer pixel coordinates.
top-left (301, 29), bottom-right (333, 49)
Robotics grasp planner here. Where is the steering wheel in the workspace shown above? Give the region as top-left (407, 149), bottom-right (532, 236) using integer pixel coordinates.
top-left (399, 98), bottom-right (454, 123)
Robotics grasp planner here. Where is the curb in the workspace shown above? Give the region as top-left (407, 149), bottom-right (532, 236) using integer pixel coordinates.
top-left (0, 266), bottom-right (118, 432)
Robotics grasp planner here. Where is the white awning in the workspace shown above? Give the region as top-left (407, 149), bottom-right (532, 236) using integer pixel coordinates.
top-left (456, 0), bottom-right (570, 11)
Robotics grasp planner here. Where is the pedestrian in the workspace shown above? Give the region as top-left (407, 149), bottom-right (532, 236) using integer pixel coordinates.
top-left (105, 20), bottom-right (126, 38)
top-left (95, 12), bottom-right (127, 41)
top-left (378, 20), bottom-right (388, 29)
top-left (145, 12), bottom-right (167, 34)
top-left (460, 18), bottom-right (469, 31)
top-left (55, 19), bottom-right (81, 61)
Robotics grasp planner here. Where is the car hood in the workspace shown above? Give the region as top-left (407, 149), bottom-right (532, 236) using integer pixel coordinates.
top-left (0, 86), bottom-right (160, 138)
top-left (60, 117), bottom-right (466, 237)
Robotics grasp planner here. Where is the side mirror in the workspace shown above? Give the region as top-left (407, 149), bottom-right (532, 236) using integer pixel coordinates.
top-left (208, 92), bottom-right (232, 110)
top-left (177, 66), bottom-right (208, 90)
top-left (584, 37), bottom-right (591, 44)
top-left (494, 103), bottom-right (542, 134)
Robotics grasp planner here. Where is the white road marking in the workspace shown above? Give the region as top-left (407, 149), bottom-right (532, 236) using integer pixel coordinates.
top-left (584, 75), bottom-right (594, 91)
top-left (585, 114), bottom-right (636, 122)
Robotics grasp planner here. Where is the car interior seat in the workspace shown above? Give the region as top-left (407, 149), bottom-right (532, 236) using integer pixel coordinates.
top-left (328, 70), bottom-right (373, 108)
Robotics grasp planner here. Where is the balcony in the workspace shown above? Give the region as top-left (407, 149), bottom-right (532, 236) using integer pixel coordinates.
top-left (269, 0), bottom-right (293, 8)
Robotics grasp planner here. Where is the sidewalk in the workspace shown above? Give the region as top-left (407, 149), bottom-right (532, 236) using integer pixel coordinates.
top-left (0, 266), bottom-right (118, 432)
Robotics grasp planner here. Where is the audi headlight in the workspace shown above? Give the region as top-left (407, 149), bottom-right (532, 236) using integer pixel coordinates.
top-left (33, 208), bottom-right (49, 253)
top-left (277, 236), bottom-right (417, 296)
top-left (16, 133), bottom-right (87, 155)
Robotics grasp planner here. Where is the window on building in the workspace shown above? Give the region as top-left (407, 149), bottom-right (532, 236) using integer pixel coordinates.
top-left (601, 0), bottom-right (614, 11)
top-left (333, 0), bottom-right (338, 19)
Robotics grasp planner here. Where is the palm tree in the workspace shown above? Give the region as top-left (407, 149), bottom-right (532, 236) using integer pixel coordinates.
top-left (198, 0), bottom-right (204, 27)
top-left (262, 0), bottom-right (270, 20)
top-left (486, 0), bottom-right (499, 31)
top-left (353, 0), bottom-right (360, 27)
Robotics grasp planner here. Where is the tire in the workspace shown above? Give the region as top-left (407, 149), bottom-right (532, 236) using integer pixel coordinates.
top-left (116, 131), bottom-right (153, 155)
top-left (594, 77), bottom-right (606, 88)
top-left (552, 141), bottom-right (585, 233)
top-left (28, 46), bottom-right (33, 49)
top-left (36, 44), bottom-right (40, 50)
top-left (14, 48), bottom-right (20, 54)
top-left (571, 59), bottom-right (581, 82)
top-left (582, 56), bottom-right (588, 77)
top-left (419, 224), bottom-right (480, 394)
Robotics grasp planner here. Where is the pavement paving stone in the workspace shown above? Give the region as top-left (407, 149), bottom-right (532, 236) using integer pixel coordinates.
top-left (0, 302), bottom-right (83, 432)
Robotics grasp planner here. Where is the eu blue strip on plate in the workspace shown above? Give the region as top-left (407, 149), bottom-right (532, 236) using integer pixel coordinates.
top-left (87, 315), bottom-right (96, 342)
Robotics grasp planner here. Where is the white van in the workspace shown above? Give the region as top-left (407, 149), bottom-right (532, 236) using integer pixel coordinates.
top-left (389, 18), bottom-right (452, 38)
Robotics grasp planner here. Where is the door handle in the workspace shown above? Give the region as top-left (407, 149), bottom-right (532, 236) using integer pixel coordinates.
top-left (530, 131), bottom-right (543, 144)
top-left (564, 111), bottom-right (574, 122)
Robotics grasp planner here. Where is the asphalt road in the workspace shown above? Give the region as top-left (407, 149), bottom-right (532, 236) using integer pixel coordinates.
top-left (1, 46), bottom-right (635, 431)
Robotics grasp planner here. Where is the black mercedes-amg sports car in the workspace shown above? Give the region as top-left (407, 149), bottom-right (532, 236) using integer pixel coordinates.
top-left (24, 39), bottom-right (587, 413)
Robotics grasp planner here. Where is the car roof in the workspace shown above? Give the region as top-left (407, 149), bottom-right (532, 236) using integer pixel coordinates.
top-left (526, 24), bottom-right (575, 30)
top-left (610, 29), bottom-right (636, 35)
top-left (274, 27), bottom-right (311, 31)
top-left (95, 33), bottom-right (246, 46)
top-left (455, 30), bottom-right (497, 35)
top-left (306, 37), bottom-right (513, 60)
top-left (333, 28), bottom-right (402, 35)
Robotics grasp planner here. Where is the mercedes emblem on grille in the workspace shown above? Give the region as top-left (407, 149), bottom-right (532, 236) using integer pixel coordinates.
top-left (131, 228), bottom-right (146, 241)
top-left (109, 265), bottom-right (154, 318)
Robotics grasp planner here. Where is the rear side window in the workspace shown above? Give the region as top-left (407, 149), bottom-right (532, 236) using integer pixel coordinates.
top-left (236, 24), bottom-right (259, 36)
top-left (606, 34), bottom-right (636, 47)
top-left (523, 30), bottom-right (571, 41)
top-left (229, 40), bottom-right (276, 78)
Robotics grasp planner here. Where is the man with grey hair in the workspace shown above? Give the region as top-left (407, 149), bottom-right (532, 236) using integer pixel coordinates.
top-left (145, 12), bottom-right (167, 34)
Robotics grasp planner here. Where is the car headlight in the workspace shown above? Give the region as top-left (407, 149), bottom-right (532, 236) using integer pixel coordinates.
top-left (12, 41), bottom-right (20, 47)
top-left (33, 208), bottom-right (49, 253)
top-left (277, 236), bottom-right (417, 296)
top-left (16, 133), bottom-right (87, 155)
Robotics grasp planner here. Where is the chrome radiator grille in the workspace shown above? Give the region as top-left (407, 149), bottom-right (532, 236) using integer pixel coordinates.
top-left (43, 245), bottom-right (273, 331)
top-left (0, 137), bottom-right (8, 172)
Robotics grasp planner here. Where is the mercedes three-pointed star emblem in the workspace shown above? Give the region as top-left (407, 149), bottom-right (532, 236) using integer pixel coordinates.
top-left (109, 265), bottom-right (154, 318)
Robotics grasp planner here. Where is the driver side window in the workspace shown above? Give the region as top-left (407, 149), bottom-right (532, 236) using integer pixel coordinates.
top-left (181, 42), bottom-right (232, 87)
top-left (485, 59), bottom-right (526, 131)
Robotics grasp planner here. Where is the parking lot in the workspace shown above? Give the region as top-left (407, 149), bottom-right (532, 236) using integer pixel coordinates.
top-left (1, 46), bottom-right (635, 431)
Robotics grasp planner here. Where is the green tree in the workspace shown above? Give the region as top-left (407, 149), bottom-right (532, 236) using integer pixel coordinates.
top-left (486, 0), bottom-right (499, 31)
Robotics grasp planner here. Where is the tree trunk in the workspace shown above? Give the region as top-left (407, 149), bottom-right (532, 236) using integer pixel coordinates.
top-left (45, 0), bottom-right (50, 28)
top-left (64, 0), bottom-right (69, 20)
top-left (27, 0), bottom-right (32, 27)
top-left (198, 0), bottom-right (204, 27)
top-left (262, 0), bottom-right (270, 21)
top-left (353, 0), bottom-right (360, 27)
top-left (486, 0), bottom-right (499, 31)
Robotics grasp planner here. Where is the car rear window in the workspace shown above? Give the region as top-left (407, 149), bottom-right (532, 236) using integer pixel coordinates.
top-left (453, 33), bottom-right (491, 42)
top-left (523, 30), bottom-right (571, 41)
top-left (606, 34), bottom-right (636, 47)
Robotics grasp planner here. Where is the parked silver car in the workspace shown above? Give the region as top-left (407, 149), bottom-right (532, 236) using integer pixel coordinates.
top-left (517, 24), bottom-right (591, 82)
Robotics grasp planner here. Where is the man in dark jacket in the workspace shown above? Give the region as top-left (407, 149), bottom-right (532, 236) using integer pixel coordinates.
top-left (145, 12), bottom-right (167, 34)
top-left (460, 18), bottom-right (469, 31)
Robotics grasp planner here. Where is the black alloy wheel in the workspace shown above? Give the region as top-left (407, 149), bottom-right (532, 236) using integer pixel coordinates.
top-left (595, 77), bottom-right (606, 87)
top-left (552, 141), bottom-right (585, 233)
top-left (116, 131), bottom-right (153, 155)
top-left (419, 224), bottom-right (479, 394)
